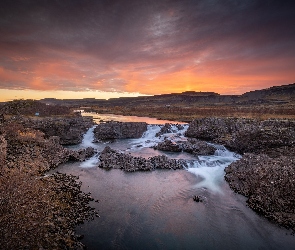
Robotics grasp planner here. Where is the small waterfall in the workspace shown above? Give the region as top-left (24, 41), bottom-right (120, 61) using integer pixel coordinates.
top-left (187, 146), bottom-right (241, 193)
top-left (80, 125), bottom-right (100, 168)
top-left (81, 125), bottom-right (97, 148)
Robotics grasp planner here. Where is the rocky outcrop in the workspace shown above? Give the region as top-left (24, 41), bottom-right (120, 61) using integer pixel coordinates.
top-left (98, 146), bottom-right (185, 171)
top-left (68, 147), bottom-right (95, 162)
top-left (3, 124), bottom-right (95, 173)
top-left (153, 139), bottom-right (182, 152)
top-left (185, 118), bottom-right (233, 140)
top-left (153, 138), bottom-right (216, 156)
top-left (25, 116), bottom-right (94, 145)
top-left (186, 118), bottom-right (295, 155)
top-left (94, 121), bottom-right (147, 141)
top-left (225, 153), bottom-right (295, 231)
top-left (182, 138), bottom-right (216, 156)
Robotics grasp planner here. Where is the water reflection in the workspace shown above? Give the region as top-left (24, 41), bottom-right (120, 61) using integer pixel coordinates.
top-left (82, 112), bottom-right (187, 125)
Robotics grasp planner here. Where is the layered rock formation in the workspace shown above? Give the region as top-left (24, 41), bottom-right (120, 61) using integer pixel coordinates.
top-left (98, 146), bottom-right (185, 171)
top-left (94, 121), bottom-right (147, 141)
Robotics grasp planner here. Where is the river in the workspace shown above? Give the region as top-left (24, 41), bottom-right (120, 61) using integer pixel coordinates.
top-left (56, 113), bottom-right (295, 249)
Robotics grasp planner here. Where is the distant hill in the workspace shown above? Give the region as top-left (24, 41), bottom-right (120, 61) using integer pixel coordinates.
top-left (38, 83), bottom-right (295, 107)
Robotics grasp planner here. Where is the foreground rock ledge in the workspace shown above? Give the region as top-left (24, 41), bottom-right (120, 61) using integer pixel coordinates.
top-left (225, 153), bottom-right (295, 232)
top-left (0, 116), bottom-right (97, 249)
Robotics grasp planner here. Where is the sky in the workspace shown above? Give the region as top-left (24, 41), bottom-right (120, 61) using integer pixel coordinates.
top-left (0, 0), bottom-right (295, 101)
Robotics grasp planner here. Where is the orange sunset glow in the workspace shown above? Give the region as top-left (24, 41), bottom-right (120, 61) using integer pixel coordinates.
top-left (1, 1), bottom-right (295, 101)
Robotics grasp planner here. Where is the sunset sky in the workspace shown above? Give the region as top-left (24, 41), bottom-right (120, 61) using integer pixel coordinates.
top-left (0, 0), bottom-right (295, 101)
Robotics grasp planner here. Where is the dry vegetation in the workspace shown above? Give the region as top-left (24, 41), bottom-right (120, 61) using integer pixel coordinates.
top-left (86, 103), bottom-right (295, 122)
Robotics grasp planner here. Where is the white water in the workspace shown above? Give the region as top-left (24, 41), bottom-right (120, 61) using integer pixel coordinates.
top-left (78, 123), bottom-right (240, 194)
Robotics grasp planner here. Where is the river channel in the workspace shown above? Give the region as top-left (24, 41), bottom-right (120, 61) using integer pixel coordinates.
top-left (56, 113), bottom-right (295, 250)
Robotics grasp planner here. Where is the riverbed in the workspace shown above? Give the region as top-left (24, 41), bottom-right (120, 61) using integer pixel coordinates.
top-left (57, 113), bottom-right (295, 249)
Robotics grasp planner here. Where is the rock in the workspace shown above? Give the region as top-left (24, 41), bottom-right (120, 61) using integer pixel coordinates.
top-left (98, 146), bottom-right (184, 171)
top-left (193, 195), bottom-right (203, 202)
top-left (153, 138), bottom-right (215, 155)
top-left (67, 147), bottom-right (95, 162)
top-left (0, 121), bottom-right (97, 249)
top-left (153, 139), bottom-right (182, 152)
top-left (186, 117), bottom-right (295, 155)
top-left (181, 138), bottom-right (216, 156)
top-left (94, 121), bottom-right (147, 141)
top-left (29, 116), bottom-right (94, 145)
top-left (9, 115), bottom-right (95, 145)
top-left (155, 123), bottom-right (184, 137)
top-left (224, 153), bottom-right (295, 231)
top-left (185, 117), bottom-right (234, 140)
top-left (155, 123), bottom-right (173, 137)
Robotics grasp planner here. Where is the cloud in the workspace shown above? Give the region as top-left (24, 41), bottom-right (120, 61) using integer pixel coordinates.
top-left (0, 0), bottom-right (295, 96)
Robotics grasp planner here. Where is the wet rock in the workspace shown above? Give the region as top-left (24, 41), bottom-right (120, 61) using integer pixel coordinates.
top-left (181, 138), bottom-right (216, 156)
top-left (98, 146), bottom-right (184, 171)
top-left (94, 121), bottom-right (147, 141)
top-left (155, 123), bottom-right (184, 137)
top-left (193, 195), bottom-right (204, 202)
top-left (153, 138), bottom-right (215, 156)
top-left (67, 147), bottom-right (95, 162)
top-left (225, 153), bottom-right (295, 231)
top-left (153, 139), bottom-right (182, 152)
top-left (155, 123), bottom-right (173, 137)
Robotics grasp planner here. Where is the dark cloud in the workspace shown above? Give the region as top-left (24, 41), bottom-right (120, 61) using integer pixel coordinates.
top-left (0, 0), bottom-right (295, 94)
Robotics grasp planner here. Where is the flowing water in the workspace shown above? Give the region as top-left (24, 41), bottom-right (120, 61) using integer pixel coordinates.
top-left (56, 114), bottom-right (295, 249)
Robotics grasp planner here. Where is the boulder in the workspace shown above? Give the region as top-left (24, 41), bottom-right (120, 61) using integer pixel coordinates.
top-left (225, 153), bottom-right (295, 231)
top-left (67, 147), bottom-right (95, 162)
top-left (181, 138), bottom-right (216, 156)
top-left (155, 123), bottom-right (184, 137)
top-left (94, 122), bottom-right (147, 141)
top-left (98, 146), bottom-right (184, 171)
top-left (153, 138), bottom-right (215, 155)
top-left (153, 139), bottom-right (182, 152)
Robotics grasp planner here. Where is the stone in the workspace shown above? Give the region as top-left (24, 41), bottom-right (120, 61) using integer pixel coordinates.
top-left (94, 121), bottom-right (147, 141)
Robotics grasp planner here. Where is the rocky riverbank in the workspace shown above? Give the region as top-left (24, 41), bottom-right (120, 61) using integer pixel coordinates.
top-left (186, 117), bottom-right (295, 231)
top-left (225, 153), bottom-right (295, 231)
top-left (15, 115), bottom-right (95, 145)
top-left (0, 112), bottom-right (97, 248)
